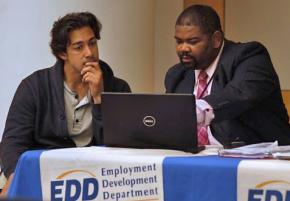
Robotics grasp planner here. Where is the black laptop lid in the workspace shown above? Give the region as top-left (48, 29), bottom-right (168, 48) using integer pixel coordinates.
top-left (101, 93), bottom-right (198, 153)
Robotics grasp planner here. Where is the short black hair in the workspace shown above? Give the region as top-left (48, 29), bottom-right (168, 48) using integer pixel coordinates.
top-left (176, 4), bottom-right (222, 35)
top-left (50, 12), bottom-right (102, 60)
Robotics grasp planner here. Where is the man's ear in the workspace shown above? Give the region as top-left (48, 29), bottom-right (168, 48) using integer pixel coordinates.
top-left (212, 31), bottom-right (223, 48)
top-left (58, 52), bottom-right (67, 61)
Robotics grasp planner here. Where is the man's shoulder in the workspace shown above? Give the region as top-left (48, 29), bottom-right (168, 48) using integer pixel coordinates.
top-left (21, 62), bottom-right (62, 86)
top-left (224, 40), bottom-right (268, 56)
top-left (225, 39), bottom-right (266, 48)
top-left (164, 63), bottom-right (189, 93)
top-left (99, 60), bottom-right (113, 78)
top-left (220, 39), bottom-right (270, 66)
top-left (166, 63), bottom-right (185, 77)
top-left (99, 60), bottom-right (131, 92)
top-left (30, 66), bottom-right (53, 76)
top-left (111, 77), bottom-right (131, 92)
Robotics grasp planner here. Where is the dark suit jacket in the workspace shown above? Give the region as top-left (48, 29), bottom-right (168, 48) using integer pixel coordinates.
top-left (0, 60), bottom-right (131, 177)
top-left (165, 39), bottom-right (290, 147)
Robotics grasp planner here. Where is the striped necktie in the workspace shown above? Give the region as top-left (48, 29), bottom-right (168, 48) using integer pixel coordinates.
top-left (197, 70), bottom-right (209, 145)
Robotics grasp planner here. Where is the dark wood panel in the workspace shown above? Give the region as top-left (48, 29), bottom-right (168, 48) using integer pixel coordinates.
top-left (282, 90), bottom-right (290, 120)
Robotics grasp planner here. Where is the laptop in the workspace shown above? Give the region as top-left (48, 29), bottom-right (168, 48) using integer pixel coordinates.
top-left (101, 93), bottom-right (198, 153)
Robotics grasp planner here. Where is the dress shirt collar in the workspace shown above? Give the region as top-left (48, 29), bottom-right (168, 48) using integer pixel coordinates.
top-left (195, 41), bottom-right (225, 82)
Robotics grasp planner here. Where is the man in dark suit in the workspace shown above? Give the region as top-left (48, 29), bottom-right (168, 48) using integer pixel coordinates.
top-left (165, 4), bottom-right (290, 147)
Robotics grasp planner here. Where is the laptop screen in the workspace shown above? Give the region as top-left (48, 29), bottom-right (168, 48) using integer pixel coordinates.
top-left (101, 93), bottom-right (198, 153)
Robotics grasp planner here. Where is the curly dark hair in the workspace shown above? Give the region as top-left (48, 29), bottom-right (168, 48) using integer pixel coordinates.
top-left (176, 4), bottom-right (223, 36)
top-left (50, 12), bottom-right (102, 60)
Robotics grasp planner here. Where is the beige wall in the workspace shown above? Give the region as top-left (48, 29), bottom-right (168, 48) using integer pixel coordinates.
top-left (99, 0), bottom-right (155, 93)
top-left (0, 0), bottom-right (183, 137)
top-left (100, 0), bottom-right (183, 93)
top-left (225, 0), bottom-right (290, 89)
top-left (102, 0), bottom-right (183, 93)
top-left (154, 0), bottom-right (183, 92)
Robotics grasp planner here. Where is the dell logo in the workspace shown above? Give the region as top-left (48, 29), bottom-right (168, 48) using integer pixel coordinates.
top-left (143, 116), bottom-right (156, 127)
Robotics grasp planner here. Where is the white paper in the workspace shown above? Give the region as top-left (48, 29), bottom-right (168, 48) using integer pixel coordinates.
top-left (218, 141), bottom-right (278, 158)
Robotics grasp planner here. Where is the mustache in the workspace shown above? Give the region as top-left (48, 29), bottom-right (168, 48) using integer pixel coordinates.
top-left (84, 57), bottom-right (98, 64)
top-left (178, 52), bottom-right (196, 69)
top-left (177, 51), bottom-right (194, 58)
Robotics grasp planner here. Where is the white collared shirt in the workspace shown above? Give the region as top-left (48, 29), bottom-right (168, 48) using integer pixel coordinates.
top-left (194, 41), bottom-right (224, 146)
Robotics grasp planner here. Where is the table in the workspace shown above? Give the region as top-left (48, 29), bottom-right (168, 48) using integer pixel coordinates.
top-left (7, 147), bottom-right (290, 201)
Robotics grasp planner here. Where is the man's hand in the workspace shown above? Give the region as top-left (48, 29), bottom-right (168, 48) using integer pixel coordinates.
top-left (196, 99), bottom-right (214, 126)
top-left (81, 61), bottom-right (104, 104)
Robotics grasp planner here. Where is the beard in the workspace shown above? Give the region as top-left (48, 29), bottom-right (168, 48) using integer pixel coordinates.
top-left (178, 51), bottom-right (197, 69)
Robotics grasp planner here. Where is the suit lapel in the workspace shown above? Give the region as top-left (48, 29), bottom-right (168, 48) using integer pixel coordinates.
top-left (210, 40), bottom-right (233, 94)
top-left (165, 64), bottom-right (195, 94)
top-left (210, 63), bottom-right (225, 94)
top-left (180, 69), bottom-right (195, 93)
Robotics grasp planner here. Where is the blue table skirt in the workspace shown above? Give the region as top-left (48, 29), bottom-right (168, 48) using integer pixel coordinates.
top-left (8, 151), bottom-right (241, 201)
top-left (8, 150), bottom-right (44, 200)
top-left (163, 156), bottom-right (241, 201)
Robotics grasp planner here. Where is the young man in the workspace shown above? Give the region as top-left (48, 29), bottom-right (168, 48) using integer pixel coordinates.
top-left (0, 12), bottom-right (130, 193)
top-left (165, 5), bottom-right (290, 147)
